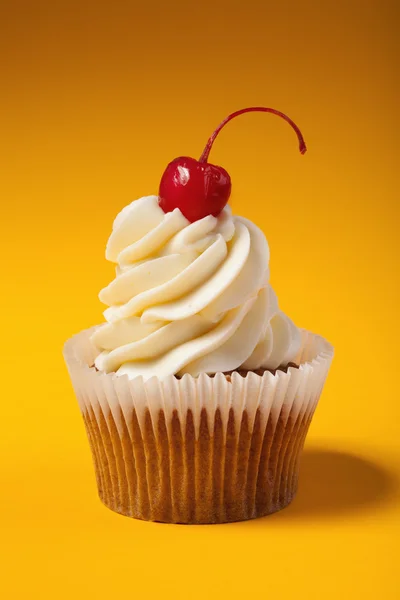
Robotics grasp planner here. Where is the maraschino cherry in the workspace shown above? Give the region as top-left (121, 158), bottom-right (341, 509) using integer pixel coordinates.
top-left (159, 107), bottom-right (307, 223)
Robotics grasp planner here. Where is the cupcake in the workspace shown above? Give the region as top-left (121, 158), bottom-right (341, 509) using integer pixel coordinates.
top-left (64, 107), bottom-right (333, 523)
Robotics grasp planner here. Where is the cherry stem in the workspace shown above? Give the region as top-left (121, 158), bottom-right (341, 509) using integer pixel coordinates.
top-left (199, 106), bottom-right (307, 163)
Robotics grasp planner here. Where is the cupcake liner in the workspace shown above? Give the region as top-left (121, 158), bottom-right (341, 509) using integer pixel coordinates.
top-left (64, 326), bottom-right (333, 523)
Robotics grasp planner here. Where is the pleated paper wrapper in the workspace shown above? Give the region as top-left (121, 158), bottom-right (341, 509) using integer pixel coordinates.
top-left (64, 326), bottom-right (333, 524)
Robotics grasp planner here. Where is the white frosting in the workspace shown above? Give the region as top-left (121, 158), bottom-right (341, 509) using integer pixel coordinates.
top-left (92, 195), bottom-right (302, 380)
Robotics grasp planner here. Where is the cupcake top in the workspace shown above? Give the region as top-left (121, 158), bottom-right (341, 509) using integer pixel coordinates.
top-left (92, 195), bottom-right (301, 380)
top-left (92, 107), bottom-right (307, 380)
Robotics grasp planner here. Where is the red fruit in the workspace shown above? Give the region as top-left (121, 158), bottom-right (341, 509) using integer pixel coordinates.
top-left (159, 107), bottom-right (307, 223)
top-left (159, 156), bottom-right (231, 223)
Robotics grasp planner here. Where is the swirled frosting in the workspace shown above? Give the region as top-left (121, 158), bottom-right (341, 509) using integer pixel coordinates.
top-left (92, 195), bottom-right (301, 379)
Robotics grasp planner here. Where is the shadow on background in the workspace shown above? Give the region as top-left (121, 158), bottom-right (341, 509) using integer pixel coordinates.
top-left (282, 448), bottom-right (398, 519)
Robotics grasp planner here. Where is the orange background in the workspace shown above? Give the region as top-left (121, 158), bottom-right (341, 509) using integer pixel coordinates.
top-left (1, 1), bottom-right (399, 599)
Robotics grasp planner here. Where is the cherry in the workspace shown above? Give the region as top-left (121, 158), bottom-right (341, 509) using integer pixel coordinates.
top-left (159, 107), bottom-right (307, 223)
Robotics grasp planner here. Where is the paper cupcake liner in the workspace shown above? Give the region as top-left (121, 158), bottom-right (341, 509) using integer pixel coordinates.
top-left (64, 326), bottom-right (333, 523)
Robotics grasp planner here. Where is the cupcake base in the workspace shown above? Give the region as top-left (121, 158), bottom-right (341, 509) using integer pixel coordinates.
top-left (83, 399), bottom-right (311, 524)
top-left (64, 326), bottom-right (333, 524)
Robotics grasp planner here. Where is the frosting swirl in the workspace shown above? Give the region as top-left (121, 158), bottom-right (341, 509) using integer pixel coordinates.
top-left (92, 195), bottom-right (301, 379)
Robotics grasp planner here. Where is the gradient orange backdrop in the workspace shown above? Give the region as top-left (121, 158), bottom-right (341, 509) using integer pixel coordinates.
top-left (1, 1), bottom-right (399, 599)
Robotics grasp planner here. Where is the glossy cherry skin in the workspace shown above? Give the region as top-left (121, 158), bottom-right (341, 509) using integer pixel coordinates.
top-left (159, 156), bottom-right (231, 223)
